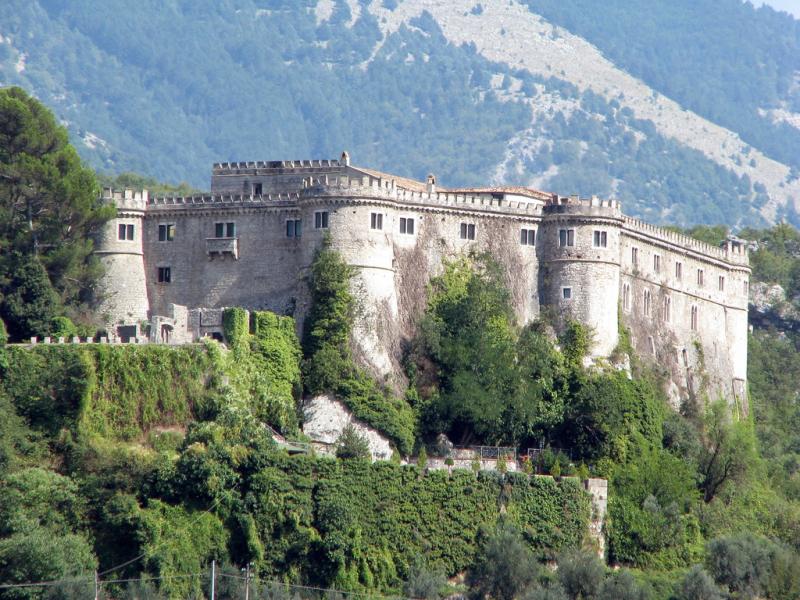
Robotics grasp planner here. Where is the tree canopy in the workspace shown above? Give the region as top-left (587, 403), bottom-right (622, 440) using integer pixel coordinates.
top-left (0, 87), bottom-right (113, 340)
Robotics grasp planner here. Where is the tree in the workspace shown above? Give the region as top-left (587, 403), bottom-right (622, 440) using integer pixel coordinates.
top-left (705, 534), bottom-right (774, 599)
top-left (0, 87), bottom-right (114, 340)
top-left (698, 401), bottom-right (758, 503)
top-left (467, 524), bottom-right (540, 600)
top-left (403, 563), bottom-right (447, 600)
top-left (335, 424), bottom-right (371, 460)
top-left (677, 566), bottom-right (724, 600)
top-left (556, 549), bottom-right (604, 600)
top-left (597, 571), bottom-right (650, 600)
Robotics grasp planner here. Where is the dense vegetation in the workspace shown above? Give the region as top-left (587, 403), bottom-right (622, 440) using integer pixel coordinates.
top-left (2, 1), bottom-right (797, 225)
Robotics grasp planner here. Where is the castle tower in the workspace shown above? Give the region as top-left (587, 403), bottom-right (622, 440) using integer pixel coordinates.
top-left (94, 188), bottom-right (150, 340)
top-left (539, 196), bottom-right (623, 357)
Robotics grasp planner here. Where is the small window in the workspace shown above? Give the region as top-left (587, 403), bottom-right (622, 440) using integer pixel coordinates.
top-left (157, 266), bottom-right (171, 284)
top-left (562, 287), bottom-right (572, 300)
top-left (460, 223), bottom-right (476, 240)
top-left (631, 246), bottom-right (639, 267)
top-left (286, 219), bottom-right (302, 238)
top-left (718, 275), bottom-right (725, 291)
top-left (253, 183), bottom-right (263, 195)
top-left (675, 262), bottom-right (682, 280)
top-left (622, 283), bottom-right (631, 311)
top-left (663, 296), bottom-right (671, 323)
top-left (158, 223), bottom-right (175, 242)
top-left (315, 211), bottom-right (329, 229)
top-left (691, 305), bottom-right (698, 331)
top-left (644, 289), bottom-right (652, 317)
top-left (653, 254), bottom-right (661, 273)
top-left (520, 228), bottom-right (536, 246)
top-left (559, 229), bottom-right (575, 247)
top-left (370, 213), bottom-right (384, 230)
top-left (400, 217), bottom-right (415, 235)
top-left (118, 223), bottom-right (134, 241)
top-left (214, 222), bottom-right (235, 238)
top-left (697, 269), bottom-right (704, 287)
top-left (593, 230), bottom-right (607, 248)
top-left (682, 348), bottom-right (689, 367)
top-left (743, 280), bottom-right (749, 295)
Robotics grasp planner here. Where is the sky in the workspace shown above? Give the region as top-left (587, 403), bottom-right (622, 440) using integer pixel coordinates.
top-left (758, 0), bottom-right (800, 18)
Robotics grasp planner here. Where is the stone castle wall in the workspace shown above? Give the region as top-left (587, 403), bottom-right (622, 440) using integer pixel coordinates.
top-left (96, 159), bottom-right (750, 404)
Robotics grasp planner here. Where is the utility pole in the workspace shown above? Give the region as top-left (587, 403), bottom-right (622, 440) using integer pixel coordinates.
top-left (94, 571), bottom-right (100, 600)
top-left (210, 560), bottom-right (216, 600)
top-left (244, 562), bottom-right (251, 600)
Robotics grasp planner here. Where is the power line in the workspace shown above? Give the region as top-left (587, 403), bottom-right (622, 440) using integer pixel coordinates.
top-left (0, 576), bottom-right (92, 590)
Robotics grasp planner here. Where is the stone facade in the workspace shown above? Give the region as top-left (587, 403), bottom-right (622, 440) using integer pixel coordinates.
top-left (95, 154), bottom-right (750, 405)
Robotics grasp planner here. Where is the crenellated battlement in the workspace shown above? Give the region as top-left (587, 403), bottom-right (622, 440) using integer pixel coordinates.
top-left (301, 176), bottom-right (545, 216)
top-left (212, 158), bottom-right (342, 174)
top-left (102, 188), bottom-right (148, 212)
top-left (622, 216), bottom-right (749, 265)
top-left (147, 192), bottom-right (301, 208)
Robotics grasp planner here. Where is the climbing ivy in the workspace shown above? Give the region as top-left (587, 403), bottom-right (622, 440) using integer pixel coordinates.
top-left (302, 244), bottom-right (415, 454)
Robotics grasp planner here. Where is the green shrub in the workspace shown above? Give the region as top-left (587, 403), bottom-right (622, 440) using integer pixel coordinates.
top-left (336, 424), bottom-right (371, 460)
top-left (50, 316), bottom-right (78, 339)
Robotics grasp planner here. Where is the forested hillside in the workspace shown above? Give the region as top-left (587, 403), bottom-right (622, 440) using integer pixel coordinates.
top-left (1, 0), bottom-right (800, 226)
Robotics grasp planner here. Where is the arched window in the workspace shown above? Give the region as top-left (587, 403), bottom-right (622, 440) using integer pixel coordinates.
top-left (691, 305), bottom-right (698, 331)
top-left (622, 283), bottom-right (631, 311)
top-left (662, 296), bottom-right (671, 322)
top-left (643, 289), bottom-right (651, 317)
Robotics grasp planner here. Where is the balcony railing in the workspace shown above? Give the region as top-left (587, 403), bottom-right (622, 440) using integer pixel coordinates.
top-left (206, 237), bottom-right (239, 259)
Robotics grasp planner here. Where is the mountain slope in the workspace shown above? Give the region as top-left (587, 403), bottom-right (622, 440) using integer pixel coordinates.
top-left (1, 0), bottom-right (799, 227)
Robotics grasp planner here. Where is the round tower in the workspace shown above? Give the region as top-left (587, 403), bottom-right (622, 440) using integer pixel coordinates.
top-left (94, 188), bottom-right (150, 339)
top-left (539, 196), bottom-right (623, 357)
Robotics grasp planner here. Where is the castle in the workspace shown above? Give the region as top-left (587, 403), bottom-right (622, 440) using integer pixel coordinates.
top-left (95, 152), bottom-right (750, 408)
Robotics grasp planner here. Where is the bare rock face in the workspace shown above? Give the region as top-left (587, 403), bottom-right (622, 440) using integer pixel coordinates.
top-left (302, 394), bottom-right (393, 461)
top-left (750, 281), bottom-right (800, 321)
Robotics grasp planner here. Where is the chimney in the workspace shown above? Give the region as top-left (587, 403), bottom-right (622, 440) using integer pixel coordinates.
top-left (427, 173), bottom-right (436, 194)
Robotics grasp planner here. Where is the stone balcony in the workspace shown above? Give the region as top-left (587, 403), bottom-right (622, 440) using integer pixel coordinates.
top-left (206, 237), bottom-right (239, 259)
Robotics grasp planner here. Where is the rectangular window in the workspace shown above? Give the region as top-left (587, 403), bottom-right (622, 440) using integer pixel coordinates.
top-left (460, 223), bottom-right (476, 240)
top-left (253, 183), bottom-right (263, 195)
top-left (718, 275), bottom-right (725, 291)
top-left (158, 224), bottom-right (175, 242)
top-left (559, 228), bottom-right (575, 247)
top-left (286, 219), bottom-right (302, 238)
top-left (653, 254), bottom-right (661, 273)
top-left (370, 213), bottom-right (383, 230)
top-left (315, 211), bottom-right (329, 229)
top-left (399, 217), bottom-right (415, 235)
top-left (675, 261), bottom-right (682, 280)
top-left (118, 223), bottom-right (134, 241)
top-left (697, 269), bottom-right (704, 286)
top-left (743, 280), bottom-right (749, 295)
top-left (157, 266), bottom-right (171, 284)
top-left (632, 247), bottom-right (639, 267)
top-left (593, 230), bottom-right (607, 248)
top-left (520, 228), bottom-right (536, 246)
top-left (562, 287), bottom-right (572, 300)
top-left (215, 222), bottom-right (235, 238)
